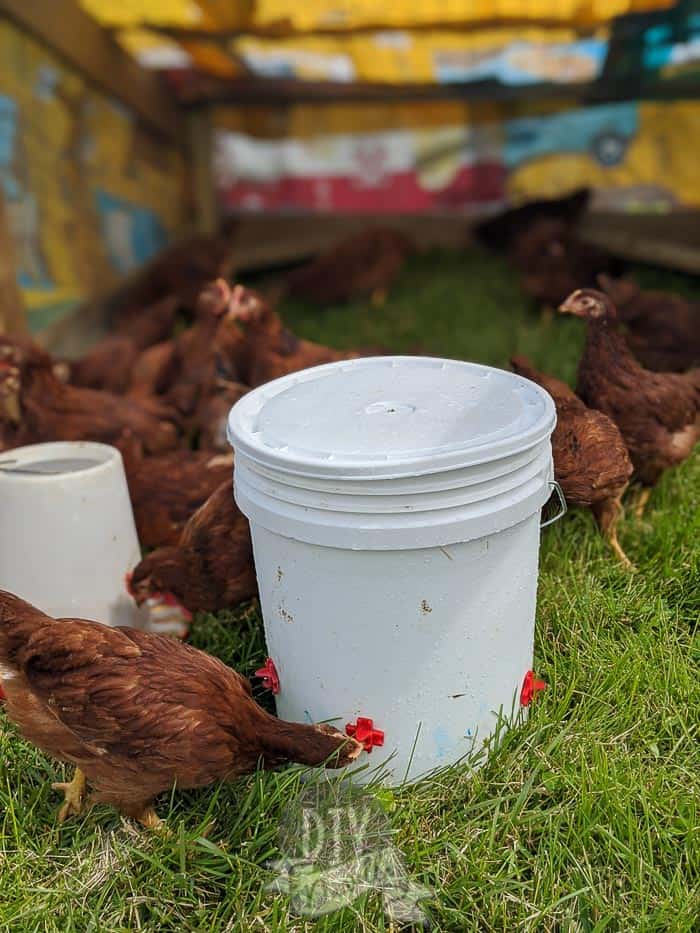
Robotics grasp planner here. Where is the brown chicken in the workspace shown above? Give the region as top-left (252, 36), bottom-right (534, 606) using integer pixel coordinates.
top-left (0, 337), bottom-right (180, 455)
top-left (114, 295), bottom-right (180, 350)
top-left (119, 433), bottom-right (234, 549)
top-left (159, 281), bottom-right (240, 421)
top-left (474, 188), bottom-right (592, 251)
top-left (61, 335), bottom-right (140, 394)
top-left (128, 481), bottom-right (257, 629)
top-left (127, 339), bottom-right (181, 398)
top-left (64, 308), bottom-right (180, 400)
top-left (109, 234), bottom-right (236, 322)
top-left (223, 283), bottom-right (358, 387)
top-left (559, 289), bottom-right (700, 518)
top-left (512, 218), bottom-right (616, 309)
top-left (124, 282), bottom-right (249, 441)
top-left (284, 228), bottom-right (414, 306)
top-left (598, 275), bottom-right (700, 373)
top-left (195, 380), bottom-right (249, 452)
top-left (0, 590), bottom-right (362, 828)
top-left (511, 356), bottom-right (633, 566)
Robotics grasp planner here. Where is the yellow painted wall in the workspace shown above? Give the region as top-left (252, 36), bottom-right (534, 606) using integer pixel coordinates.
top-left (0, 20), bottom-right (186, 332)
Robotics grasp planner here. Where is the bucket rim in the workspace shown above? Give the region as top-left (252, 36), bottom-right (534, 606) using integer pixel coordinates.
top-left (0, 441), bottom-right (122, 481)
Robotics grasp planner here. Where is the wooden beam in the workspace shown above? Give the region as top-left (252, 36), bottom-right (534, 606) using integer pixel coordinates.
top-left (141, 17), bottom-right (592, 43)
top-left (0, 0), bottom-right (182, 142)
top-left (187, 107), bottom-right (218, 234)
top-left (0, 186), bottom-right (27, 337)
top-left (175, 72), bottom-right (583, 106)
top-left (175, 70), bottom-right (700, 106)
top-left (579, 210), bottom-right (700, 275)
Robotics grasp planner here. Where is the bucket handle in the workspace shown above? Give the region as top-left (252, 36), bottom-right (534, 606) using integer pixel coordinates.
top-left (541, 481), bottom-right (567, 528)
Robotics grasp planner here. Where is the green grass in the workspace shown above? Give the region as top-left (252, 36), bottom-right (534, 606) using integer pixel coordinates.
top-left (2, 249), bottom-right (699, 931)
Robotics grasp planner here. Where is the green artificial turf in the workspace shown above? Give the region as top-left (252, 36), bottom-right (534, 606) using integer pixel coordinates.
top-left (1, 248), bottom-right (699, 932)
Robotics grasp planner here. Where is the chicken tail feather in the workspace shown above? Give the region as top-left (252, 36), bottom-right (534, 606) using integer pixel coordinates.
top-left (0, 590), bottom-right (54, 679)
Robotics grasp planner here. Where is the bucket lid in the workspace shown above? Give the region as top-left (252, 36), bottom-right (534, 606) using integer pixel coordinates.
top-left (228, 356), bottom-right (555, 480)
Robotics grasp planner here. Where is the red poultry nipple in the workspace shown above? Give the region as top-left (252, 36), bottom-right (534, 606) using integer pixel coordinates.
top-left (345, 717), bottom-right (384, 752)
top-left (254, 657), bottom-right (280, 694)
top-left (520, 669), bottom-right (546, 707)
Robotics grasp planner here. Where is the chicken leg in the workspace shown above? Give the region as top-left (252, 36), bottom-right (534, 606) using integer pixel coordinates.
top-left (370, 287), bottom-right (387, 308)
top-left (51, 768), bottom-right (87, 822)
top-left (593, 496), bottom-right (633, 570)
top-left (633, 487), bottom-right (652, 521)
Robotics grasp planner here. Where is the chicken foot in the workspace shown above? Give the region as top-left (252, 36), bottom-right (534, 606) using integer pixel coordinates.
top-left (51, 768), bottom-right (87, 822)
top-left (135, 807), bottom-right (165, 832)
top-left (117, 797), bottom-right (166, 831)
top-left (607, 524), bottom-right (634, 570)
top-left (593, 496), bottom-right (634, 570)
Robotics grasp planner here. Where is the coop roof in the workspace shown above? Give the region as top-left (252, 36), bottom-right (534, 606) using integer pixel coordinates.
top-left (78, 0), bottom-right (681, 93)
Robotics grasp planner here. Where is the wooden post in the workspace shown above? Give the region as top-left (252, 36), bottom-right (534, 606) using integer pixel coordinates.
top-left (187, 107), bottom-right (219, 233)
top-left (0, 186), bottom-right (27, 336)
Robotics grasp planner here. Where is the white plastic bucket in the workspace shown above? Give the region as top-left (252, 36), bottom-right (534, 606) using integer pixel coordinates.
top-left (0, 441), bottom-right (145, 627)
top-left (228, 357), bottom-right (557, 784)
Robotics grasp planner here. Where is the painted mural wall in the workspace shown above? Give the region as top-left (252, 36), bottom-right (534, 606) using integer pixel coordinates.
top-left (0, 21), bottom-right (185, 333)
top-left (213, 0), bottom-right (700, 215)
top-left (213, 97), bottom-right (700, 215)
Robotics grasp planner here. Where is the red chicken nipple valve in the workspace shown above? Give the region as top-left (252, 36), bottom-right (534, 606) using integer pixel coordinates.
top-left (520, 670), bottom-right (547, 707)
top-left (345, 717), bottom-right (384, 752)
top-left (254, 657), bottom-right (280, 694)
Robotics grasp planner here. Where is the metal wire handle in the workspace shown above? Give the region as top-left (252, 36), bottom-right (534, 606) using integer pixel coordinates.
top-left (540, 480), bottom-right (567, 528)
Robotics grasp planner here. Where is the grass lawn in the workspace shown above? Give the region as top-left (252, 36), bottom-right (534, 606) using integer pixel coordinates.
top-left (1, 248), bottom-right (699, 931)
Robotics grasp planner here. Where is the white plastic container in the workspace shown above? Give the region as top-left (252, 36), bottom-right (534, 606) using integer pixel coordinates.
top-left (228, 357), bottom-right (558, 784)
top-left (0, 441), bottom-right (145, 628)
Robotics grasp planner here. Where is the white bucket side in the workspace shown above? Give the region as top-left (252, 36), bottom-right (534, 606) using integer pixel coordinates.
top-left (234, 443), bottom-right (554, 550)
top-left (250, 515), bottom-right (541, 785)
top-left (0, 442), bottom-right (145, 627)
top-left (228, 357), bottom-right (556, 785)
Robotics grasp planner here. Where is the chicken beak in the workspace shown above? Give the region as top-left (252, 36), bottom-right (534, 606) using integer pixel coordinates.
top-left (557, 291), bottom-right (584, 316)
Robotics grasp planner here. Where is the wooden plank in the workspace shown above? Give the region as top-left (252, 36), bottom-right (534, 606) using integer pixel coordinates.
top-left (579, 211), bottom-right (700, 275)
top-left (0, 0), bottom-right (182, 142)
top-left (145, 17), bottom-right (590, 42)
top-left (225, 212), bottom-right (471, 270)
top-left (176, 73), bottom-right (583, 106)
top-left (0, 186), bottom-right (27, 336)
top-left (187, 108), bottom-right (218, 234)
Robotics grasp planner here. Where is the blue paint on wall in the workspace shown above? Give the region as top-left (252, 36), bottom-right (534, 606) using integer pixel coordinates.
top-left (503, 102), bottom-right (640, 170)
top-left (93, 190), bottom-right (168, 273)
